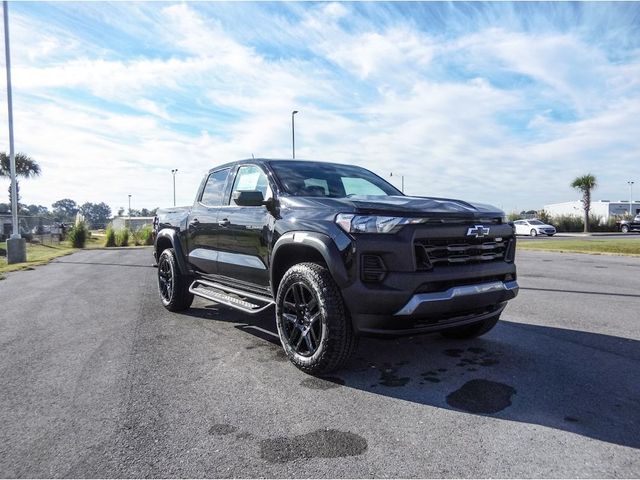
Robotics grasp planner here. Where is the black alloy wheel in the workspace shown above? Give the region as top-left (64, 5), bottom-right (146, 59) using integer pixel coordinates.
top-left (281, 282), bottom-right (322, 357)
top-left (157, 248), bottom-right (194, 311)
top-left (275, 262), bottom-right (357, 374)
top-left (158, 254), bottom-right (174, 304)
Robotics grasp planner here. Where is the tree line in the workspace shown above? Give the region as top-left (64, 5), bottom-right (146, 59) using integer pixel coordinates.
top-left (0, 199), bottom-right (158, 228)
top-left (1, 152), bottom-right (157, 229)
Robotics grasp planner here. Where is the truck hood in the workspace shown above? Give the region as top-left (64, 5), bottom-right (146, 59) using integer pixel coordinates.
top-left (281, 195), bottom-right (504, 220)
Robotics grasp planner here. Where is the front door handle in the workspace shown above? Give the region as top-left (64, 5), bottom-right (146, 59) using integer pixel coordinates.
top-left (218, 218), bottom-right (230, 227)
top-left (188, 218), bottom-right (200, 227)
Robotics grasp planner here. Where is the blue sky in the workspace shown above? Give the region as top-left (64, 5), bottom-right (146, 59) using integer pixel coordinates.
top-left (1, 1), bottom-right (639, 213)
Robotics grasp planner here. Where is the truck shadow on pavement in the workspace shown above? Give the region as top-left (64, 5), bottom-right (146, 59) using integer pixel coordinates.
top-left (184, 304), bottom-right (640, 450)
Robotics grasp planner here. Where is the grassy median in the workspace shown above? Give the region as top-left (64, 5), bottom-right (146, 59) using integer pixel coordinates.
top-left (518, 238), bottom-right (640, 256)
top-left (0, 241), bottom-right (76, 275)
top-left (0, 234), bottom-right (145, 277)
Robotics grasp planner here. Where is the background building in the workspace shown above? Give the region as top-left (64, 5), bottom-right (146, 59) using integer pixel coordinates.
top-left (112, 216), bottom-right (154, 231)
top-left (543, 200), bottom-right (640, 222)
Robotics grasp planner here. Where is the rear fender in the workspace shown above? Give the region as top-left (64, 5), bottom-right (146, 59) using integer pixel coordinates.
top-left (155, 228), bottom-right (189, 275)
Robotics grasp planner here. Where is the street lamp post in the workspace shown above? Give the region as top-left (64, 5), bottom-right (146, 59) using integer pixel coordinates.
top-left (3, 0), bottom-right (25, 264)
top-left (171, 169), bottom-right (178, 206)
top-left (390, 172), bottom-right (404, 194)
top-left (291, 110), bottom-right (298, 159)
top-left (629, 181), bottom-right (635, 216)
top-left (128, 194), bottom-right (132, 230)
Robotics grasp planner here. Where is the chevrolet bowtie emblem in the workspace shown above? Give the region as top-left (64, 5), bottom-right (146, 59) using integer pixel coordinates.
top-left (467, 225), bottom-right (490, 238)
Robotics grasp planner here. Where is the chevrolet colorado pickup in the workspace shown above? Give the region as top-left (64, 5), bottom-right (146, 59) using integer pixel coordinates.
top-left (153, 159), bottom-right (519, 374)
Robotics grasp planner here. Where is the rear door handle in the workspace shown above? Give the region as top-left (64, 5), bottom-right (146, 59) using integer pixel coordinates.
top-left (218, 218), bottom-right (230, 227)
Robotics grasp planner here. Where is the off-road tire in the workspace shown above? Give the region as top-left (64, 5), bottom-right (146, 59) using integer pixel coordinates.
top-left (157, 248), bottom-right (194, 312)
top-left (440, 313), bottom-right (500, 339)
top-left (275, 262), bottom-right (357, 374)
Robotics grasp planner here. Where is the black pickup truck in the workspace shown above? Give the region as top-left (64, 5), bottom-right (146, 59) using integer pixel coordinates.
top-left (153, 159), bottom-right (519, 374)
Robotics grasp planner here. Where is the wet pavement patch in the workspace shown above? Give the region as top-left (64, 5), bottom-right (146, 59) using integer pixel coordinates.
top-left (208, 424), bottom-right (239, 435)
top-left (444, 348), bottom-right (465, 357)
top-left (467, 347), bottom-right (486, 354)
top-left (301, 376), bottom-right (345, 390)
top-left (260, 429), bottom-right (368, 463)
top-left (379, 366), bottom-right (410, 387)
top-left (446, 379), bottom-right (516, 414)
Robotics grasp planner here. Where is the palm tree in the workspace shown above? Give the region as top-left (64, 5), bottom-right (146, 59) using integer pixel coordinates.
top-left (571, 174), bottom-right (597, 233)
top-left (0, 152), bottom-right (41, 205)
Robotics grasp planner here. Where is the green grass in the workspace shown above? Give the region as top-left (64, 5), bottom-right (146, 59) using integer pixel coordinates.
top-left (518, 238), bottom-right (640, 256)
top-left (0, 232), bottom-right (150, 276)
top-left (0, 241), bottom-right (76, 275)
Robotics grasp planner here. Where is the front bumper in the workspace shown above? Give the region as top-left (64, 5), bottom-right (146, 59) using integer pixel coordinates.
top-left (337, 223), bottom-right (519, 336)
top-left (394, 280), bottom-right (519, 316)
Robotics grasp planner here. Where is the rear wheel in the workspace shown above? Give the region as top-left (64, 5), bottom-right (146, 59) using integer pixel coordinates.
top-left (440, 313), bottom-right (500, 339)
top-left (530, 229), bottom-right (538, 237)
top-left (621, 225), bottom-right (630, 233)
top-left (157, 248), bottom-right (194, 311)
top-left (275, 262), bottom-right (357, 374)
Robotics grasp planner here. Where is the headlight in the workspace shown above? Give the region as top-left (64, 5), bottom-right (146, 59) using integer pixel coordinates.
top-left (335, 214), bottom-right (425, 234)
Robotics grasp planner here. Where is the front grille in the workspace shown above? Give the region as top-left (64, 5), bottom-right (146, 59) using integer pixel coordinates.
top-left (415, 237), bottom-right (510, 269)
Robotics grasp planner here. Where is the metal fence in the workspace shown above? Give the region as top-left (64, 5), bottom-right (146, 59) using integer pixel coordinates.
top-left (0, 215), bottom-right (65, 243)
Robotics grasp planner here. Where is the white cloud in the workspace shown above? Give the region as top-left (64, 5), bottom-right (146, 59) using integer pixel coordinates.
top-left (0, 2), bottom-right (638, 216)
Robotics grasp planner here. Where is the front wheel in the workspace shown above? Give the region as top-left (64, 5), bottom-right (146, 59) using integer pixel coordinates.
top-left (530, 229), bottom-right (538, 237)
top-left (157, 248), bottom-right (194, 312)
top-left (440, 313), bottom-right (500, 339)
top-left (621, 225), bottom-right (630, 234)
top-left (275, 262), bottom-right (357, 375)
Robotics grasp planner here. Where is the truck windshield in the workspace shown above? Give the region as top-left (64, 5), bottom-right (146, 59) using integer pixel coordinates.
top-left (269, 161), bottom-right (402, 198)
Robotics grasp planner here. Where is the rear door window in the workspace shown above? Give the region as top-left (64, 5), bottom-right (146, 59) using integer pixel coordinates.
top-left (200, 169), bottom-right (230, 206)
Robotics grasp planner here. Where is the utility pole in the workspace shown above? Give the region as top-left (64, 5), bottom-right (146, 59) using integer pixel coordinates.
top-left (171, 169), bottom-right (178, 206)
top-left (390, 172), bottom-right (404, 194)
top-left (3, 0), bottom-right (25, 263)
top-left (128, 194), bottom-right (132, 230)
top-left (291, 110), bottom-right (298, 159)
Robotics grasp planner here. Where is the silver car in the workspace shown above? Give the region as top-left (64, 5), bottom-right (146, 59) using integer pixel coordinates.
top-left (513, 219), bottom-right (556, 236)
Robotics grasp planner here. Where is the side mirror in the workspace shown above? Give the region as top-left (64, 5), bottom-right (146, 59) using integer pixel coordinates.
top-left (232, 190), bottom-right (265, 207)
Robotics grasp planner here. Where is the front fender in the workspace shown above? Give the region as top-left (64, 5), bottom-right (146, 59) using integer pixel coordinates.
top-left (271, 231), bottom-right (352, 289)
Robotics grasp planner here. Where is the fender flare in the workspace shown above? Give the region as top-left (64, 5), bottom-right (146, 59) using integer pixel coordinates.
top-left (155, 228), bottom-right (189, 275)
top-left (271, 231), bottom-right (350, 293)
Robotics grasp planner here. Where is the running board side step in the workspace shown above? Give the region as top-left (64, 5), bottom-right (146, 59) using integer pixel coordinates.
top-left (189, 279), bottom-right (274, 314)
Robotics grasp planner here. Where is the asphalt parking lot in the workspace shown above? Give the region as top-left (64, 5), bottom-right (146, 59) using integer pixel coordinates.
top-left (1, 248), bottom-right (639, 478)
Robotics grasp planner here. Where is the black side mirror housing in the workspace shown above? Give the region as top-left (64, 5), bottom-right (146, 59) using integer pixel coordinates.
top-left (232, 190), bottom-right (265, 207)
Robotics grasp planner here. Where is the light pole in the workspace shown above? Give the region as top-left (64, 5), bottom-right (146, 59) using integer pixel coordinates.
top-left (629, 181), bottom-right (635, 216)
top-left (390, 172), bottom-right (404, 194)
top-left (291, 110), bottom-right (298, 159)
top-left (3, 1), bottom-right (25, 263)
top-left (128, 194), bottom-right (132, 230)
top-left (171, 169), bottom-right (178, 206)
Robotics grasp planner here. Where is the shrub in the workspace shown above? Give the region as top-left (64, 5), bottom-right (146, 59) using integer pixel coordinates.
top-left (104, 224), bottom-right (116, 247)
top-left (138, 225), bottom-right (154, 246)
top-left (537, 209), bottom-right (551, 225)
top-left (115, 228), bottom-right (130, 247)
top-left (551, 215), bottom-right (583, 232)
top-left (68, 221), bottom-right (88, 248)
top-left (507, 212), bottom-right (521, 222)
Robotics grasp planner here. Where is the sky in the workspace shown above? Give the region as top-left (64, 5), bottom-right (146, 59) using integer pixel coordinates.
top-left (1, 1), bottom-right (639, 214)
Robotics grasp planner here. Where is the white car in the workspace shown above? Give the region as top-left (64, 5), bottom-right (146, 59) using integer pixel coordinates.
top-left (513, 219), bottom-right (556, 236)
